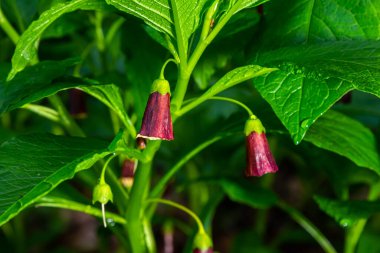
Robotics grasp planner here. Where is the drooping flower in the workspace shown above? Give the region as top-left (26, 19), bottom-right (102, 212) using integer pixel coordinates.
top-left (245, 115), bottom-right (278, 177)
top-left (137, 78), bottom-right (174, 140)
top-left (193, 231), bottom-right (213, 253)
top-left (120, 158), bottom-right (137, 188)
top-left (69, 89), bottom-right (87, 119)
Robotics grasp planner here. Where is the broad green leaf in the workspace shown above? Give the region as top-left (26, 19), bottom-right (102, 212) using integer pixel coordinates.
top-left (106, 0), bottom-right (174, 37)
top-left (220, 179), bottom-right (278, 208)
top-left (0, 134), bottom-right (110, 226)
top-left (233, 0), bottom-right (268, 14)
top-left (259, 0), bottom-right (380, 49)
top-left (170, 0), bottom-right (207, 56)
top-left (314, 195), bottom-right (380, 227)
top-left (305, 110), bottom-right (380, 174)
top-left (178, 65), bottom-right (277, 115)
top-left (0, 58), bottom-right (79, 114)
top-left (81, 85), bottom-right (136, 138)
top-left (8, 0), bottom-right (109, 80)
top-left (252, 41), bottom-right (380, 143)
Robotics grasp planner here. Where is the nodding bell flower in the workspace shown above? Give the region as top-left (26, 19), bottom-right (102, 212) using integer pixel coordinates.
top-left (193, 231), bottom-right (213, 253)
top-left (120, 158), bottom-right (137, 188)
top-left (137, 78), bottom-right (174, 140)
top-left (245, 115), bottom-right (278, 177)
top-left (93, 181), bottom-right (113, 227)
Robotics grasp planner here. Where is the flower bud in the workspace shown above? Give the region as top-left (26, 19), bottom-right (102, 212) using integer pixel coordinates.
top-left (193, 231), bottom-right (213, 253)
top-left (245, 116), bottom-right (278, 177)
top-left (120, 159), bottom-right (137, 188)
top-left (92, 182), bottom-right (113, 205)
top-left (137, 79), bottom-right (174, 140)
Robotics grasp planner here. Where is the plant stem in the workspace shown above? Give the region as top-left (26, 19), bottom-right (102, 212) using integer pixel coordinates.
top-left (36, 196), bottom-right (127, 225)
top-left (344, 182), bottom-right (380, 253)
top-left (160, 59), bottom-right (178, 79)
top-left (278, 201), bottom-right (337, 253)
top-left (150, 135), bottom-right (224, 198)
top-left (208, 96), bottom-right (253, 116)
top-left (187, 0), bottom-right (244, 75)
top-left (48, 95), bottom-right (85, 137)
top-left (0, 7), bottom-right (20, 44)
top-left (171, 69), bottom-right (191, 112)
top-left (22, 104), bottom-right (60, 122)
top-left (146, 198), bottom-right (206, 234)
top-left (126, 160), bottom-right (153, 252)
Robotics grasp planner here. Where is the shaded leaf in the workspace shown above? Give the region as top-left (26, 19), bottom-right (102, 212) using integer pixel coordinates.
top-left (81, 84), bottom-right (136, 137)
top-left (305, 110), bottom-right (380, 174)
top-left (0, 134), bottom-right (110, 226)
top-left (314, 195), bottom-right (380, 227)
top-left (8, 0), bottom-right (109, 80)
top-left (220, 179), bottom-right (278, 208)
top-left (0, 58), bottom-right (79, 114)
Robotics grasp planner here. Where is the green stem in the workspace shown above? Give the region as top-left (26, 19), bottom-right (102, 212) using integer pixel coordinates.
top-left (344, 182), bottom-right (380, 253)
top-left (208, 96), bottom-right (253, 116)
top-left (48, 95), bottom-right (85, 137)
top-left (187, 0), bottom-right (244, 75)
top-left (171, 68), bottom-right (191, 112)
top-left (200, 0), bottom-right (219, 41)
top-left (22, 104), bottom-right (60, 122)
top-left (100, 154), bottom-right (117, 183)
top-left (278, 201), bottom-right (337, 253)
top-left (150, 135), bottom-right (225, 198)
top-left (36, 196), bottom-right (127, 225)
top-left (146, 198), bottom-right (206, 234)
top-left (94, 12), bottom-right (105, 52)
top-left (0, 7), bottom-right (20, 44)
top-left (126, 160), bottom-right (153, 252)
top-left (160, 59), bottom-right (178, 79)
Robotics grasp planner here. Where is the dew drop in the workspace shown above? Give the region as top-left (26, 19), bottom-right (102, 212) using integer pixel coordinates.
top-left (300, 118), bottom-right (311, 129)
top-left (107, 218), bottom-right (116, 227)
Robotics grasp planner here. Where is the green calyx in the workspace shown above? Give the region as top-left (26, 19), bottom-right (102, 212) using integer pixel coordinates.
top-left (151, 78), bottom-right (171, 95)
top-left (92, 182), bottom-right (113, 204)
top-left (244, 115), bottom-right (265, 136)
top-left (193, 231), bottom-right (213, 250)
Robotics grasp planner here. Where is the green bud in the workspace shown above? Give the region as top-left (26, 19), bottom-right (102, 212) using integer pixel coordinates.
top-left (193, 231), bottom-right (213, 251)
top-left (244, 115), bottom-right (265, 136)
top-left (92, 182), bottom-right (113, 205)
top-left (151, 78), bottom-right (171, 95)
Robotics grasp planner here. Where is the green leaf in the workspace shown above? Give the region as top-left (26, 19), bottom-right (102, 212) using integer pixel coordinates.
top-left (81, 84), bottom-right (136, 138)
top-left (0, 134), bottom-right (111, 226)
top-left (305, 110), bottom-right (380, 174)
top-left (106, 0), bottom-right (174, 37)
top-left (107, 0), bottom-right (207, 56)
top-left (259, 0), bottom-right (380, 49)
top-left (314, 195), bottom-right (380, 227)
top-left (233, 0), bottom-right (268, 14)
top-left (252, 41), bottom-right (380, 143)
top-left (0, 58), bottom-right (79, 114)
top-left (178, 65), bottom-right (277, 116)
top-left (220, 179), bottom-right (278, 209)
top-left (7, 0), bottom-right (109, 80)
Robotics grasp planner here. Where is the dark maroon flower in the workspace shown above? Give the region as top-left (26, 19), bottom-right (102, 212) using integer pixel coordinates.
top-left (69, 89), bottom-right (87, 119)
top-left (120, 159), bottom-right (137, 188)
top-left (245, 116), bottom-right (278, 177)
top-left (137, 79), bottom-right (174, 140)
